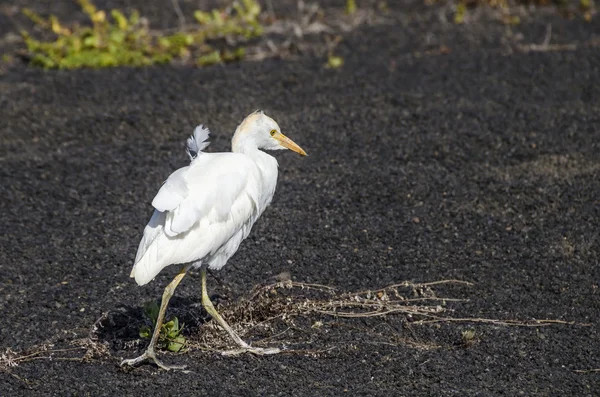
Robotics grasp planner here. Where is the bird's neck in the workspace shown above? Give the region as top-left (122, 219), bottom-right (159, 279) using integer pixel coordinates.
top-left (231, 133), bottom-right (278, 187)
top-left (235, 144), bottom-right (277, 169)
top-left (231, 131), bottom-right (255, 154)
top-left (232, 140), bottom-right (279, 211)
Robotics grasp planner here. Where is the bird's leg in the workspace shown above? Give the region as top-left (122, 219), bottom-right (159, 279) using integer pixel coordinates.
top-left (200, 268), bottom-right (280, 356)
top-left (121, 265), bottom-right (190, 370)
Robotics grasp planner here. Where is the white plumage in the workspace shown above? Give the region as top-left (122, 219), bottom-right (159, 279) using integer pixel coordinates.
top-left (121, 111), bottom-right (307, 372)
top-left (131, 149), bottom-right (271, 285)
top-left (130, 111), bottom-right (305, 286)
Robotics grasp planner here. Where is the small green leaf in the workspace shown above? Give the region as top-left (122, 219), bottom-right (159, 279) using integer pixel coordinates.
top-left (139, 325), bottom-right (152, 339)
top-left (346, 0), bottom-right (357, 15)
top-left (83, 35), bottom-right (99, 48)
top-left (22, 8), bottom-right (49, 28)
top-left (212, 10), bottom-right (224, 26)
top-left (194, 10), bottom-right (211, 24)
top-left (129, 10), bottom-right (140, 26)
top-left (326, 55), bottom-right (344, 69)
top-left (164, 320), bottom-right (175, 330)
top-left (31, 54), bottom-right (56, 68)
top-left (111, 9), bottom-right (128, 30)
top-left (197, 50), bottom-right (222, 66)
top-left (222, 47), bottom-right (245, 62)
top-left (109, 30), bottom-right (125, 44)
top-left (168, 336), bottom-right (186, 352)
top-left (454, 3), bottom-right (467, 24)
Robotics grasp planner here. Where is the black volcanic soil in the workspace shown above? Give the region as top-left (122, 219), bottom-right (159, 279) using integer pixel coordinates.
top-left (1, 1), bottom-right (599, 396)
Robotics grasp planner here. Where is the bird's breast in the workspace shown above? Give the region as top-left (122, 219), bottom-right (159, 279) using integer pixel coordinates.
top-left (252, 154), bottom-right (279, 212)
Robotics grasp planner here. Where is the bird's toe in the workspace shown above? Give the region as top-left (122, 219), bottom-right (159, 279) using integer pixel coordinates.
top-left (120, 353), bottom-right (149, 368)
top-left (120, 350), bottom-right (186, 371)
top-left (153, 360), bottom-right (187, 371)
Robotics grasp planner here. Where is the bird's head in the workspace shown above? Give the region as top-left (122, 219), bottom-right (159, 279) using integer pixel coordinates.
top-left (232, 110), bottom-right (307, 156)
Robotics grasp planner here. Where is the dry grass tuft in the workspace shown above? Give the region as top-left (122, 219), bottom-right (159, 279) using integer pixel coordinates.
top-left (188, 279), bottom-right (586, 353)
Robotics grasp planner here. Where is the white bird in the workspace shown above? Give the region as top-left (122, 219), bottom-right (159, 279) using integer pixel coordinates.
top-left (121, 111), bottom-right (307, 370)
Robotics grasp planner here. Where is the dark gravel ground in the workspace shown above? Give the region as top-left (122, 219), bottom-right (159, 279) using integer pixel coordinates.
top-left (1, 1), bottom-right (599, 395)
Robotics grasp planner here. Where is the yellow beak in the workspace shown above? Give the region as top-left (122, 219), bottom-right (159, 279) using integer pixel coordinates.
top-left (274, 132), bottom-right (307, 156)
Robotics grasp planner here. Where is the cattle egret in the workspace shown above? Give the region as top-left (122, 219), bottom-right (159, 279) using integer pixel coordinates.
top-left (121, 111), bottom-right (307, 370)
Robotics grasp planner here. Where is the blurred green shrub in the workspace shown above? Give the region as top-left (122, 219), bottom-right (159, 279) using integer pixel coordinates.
top-left (20, 0), bottom-right (263, 69)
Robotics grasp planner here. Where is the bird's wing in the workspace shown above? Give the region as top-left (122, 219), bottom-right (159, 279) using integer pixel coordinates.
top-left (154, 154), bottom-right (259, 236)
top-left (151, 166), bottom-right (190, 213)
top-left (131, 153), bottom-right (261, 285)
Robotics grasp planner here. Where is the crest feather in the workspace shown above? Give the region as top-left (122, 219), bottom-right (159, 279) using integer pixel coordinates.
top-left (186, 125), bottom-right (211, 160)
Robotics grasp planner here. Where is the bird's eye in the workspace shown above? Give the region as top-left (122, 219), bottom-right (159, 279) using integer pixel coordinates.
top-left (270, 129), bottom-right (276, 136)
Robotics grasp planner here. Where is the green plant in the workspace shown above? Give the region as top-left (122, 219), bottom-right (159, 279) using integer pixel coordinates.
top-left (20, 0), bottom-right (264, 69)
top-left (326, 55), bottom-right (344, 68)
top-left (454, 2), bottom-right (467, 23)
top-left (197, 47), bottom-right (246, 66)
top-left (139, 301), bottom-right (186, 353)
top-left (193, 0), bottom-right (263, 38)
top-left (461, 328), bottom-right (477, 347)
top-left (324, 35), bottom-right (344, 69)
top-left (346, 0), bottom-right (357, 14)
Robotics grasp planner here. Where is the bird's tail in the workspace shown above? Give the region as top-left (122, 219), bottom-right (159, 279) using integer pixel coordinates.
top-left (186, 125), bottom-right (211, 160)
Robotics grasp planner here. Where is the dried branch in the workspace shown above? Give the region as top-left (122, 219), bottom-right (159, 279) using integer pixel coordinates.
top-left (573, 368), bottom-right (600, 373)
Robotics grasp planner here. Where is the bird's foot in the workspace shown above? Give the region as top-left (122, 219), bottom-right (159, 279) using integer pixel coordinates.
top-left (120, 349), bottom-right (186, 371)
top-left (221, 346), bottom-right (281, 357)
